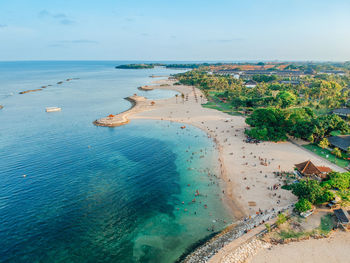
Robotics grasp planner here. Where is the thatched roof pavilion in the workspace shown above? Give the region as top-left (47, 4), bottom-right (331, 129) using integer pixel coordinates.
top-left (295, 160), bottom-right (331, 177)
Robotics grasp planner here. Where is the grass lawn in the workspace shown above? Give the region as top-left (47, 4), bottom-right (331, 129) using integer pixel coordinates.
top-left (303, 144), bottom-right (349, 169)
top-left (313, 108), bottom-right (331, 116)
top-left (318, 214), bottom-right (334, 234)
top-left (330, 130), bottom-right (349, 136)
top-left (202, 92), bottom-right (243, 116)
top-left (279, 230), bottom-right (307, 240)
top-left (273, 213), bottom-right (335, 242)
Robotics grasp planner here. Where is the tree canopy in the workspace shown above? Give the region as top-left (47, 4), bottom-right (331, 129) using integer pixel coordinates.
top-left (295, 198), bottom-right (313, 212)
top-left (246, 106), bottom-right (348, 142)
top-left (276, 91), bottom-right (297, 108)
top-left (289, 180), bottom-right (334, 204)
top-left (322, 172), bottom-right (350, 191)
top-left (245, 108), bottom-right (289, 141)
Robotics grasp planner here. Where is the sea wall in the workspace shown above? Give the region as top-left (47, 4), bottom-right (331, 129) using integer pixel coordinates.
top-left (180, 205), bottom-right (293, 263)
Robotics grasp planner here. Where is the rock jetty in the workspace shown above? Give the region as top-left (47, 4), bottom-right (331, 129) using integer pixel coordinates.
top-left (181, 205), bottom-right (293, 263)
top-left (19, 88), bottom-right (42, 94)
top-left (93, 95), bottom-right (153, 127)
top-left (138, 85), bottom-right (154, 91)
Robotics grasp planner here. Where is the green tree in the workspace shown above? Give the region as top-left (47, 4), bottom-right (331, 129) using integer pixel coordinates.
top-left (276, 91), bottom-right (297, 108)
top-left (322, 172), bottom-right (350, 191)
top-left (290, 180), bottom-right (334, 204)
top-left (311, 114), bottom-right (349, 142)
top-left (295, 198), bottom-right (313, 212)
top-left (318, 138), bottom-right (330, 149)
top-left (252, 74), bottom-right (277, 83)
top-left (332, 147), bottom-right (342, 158)
top-left (245, 107), bottom-right (289, 141)
top-left (276, 213), bottom-right (287, 226)
top-left (308, 134), bottom-right (314, 143)
top-left (287, 107), bottom-right (315, 140)
top-left (265, 223), bottom-right (271, 232)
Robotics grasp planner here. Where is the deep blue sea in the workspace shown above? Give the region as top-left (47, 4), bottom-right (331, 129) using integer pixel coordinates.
top-left (0, 61), bottom-right (232, 263)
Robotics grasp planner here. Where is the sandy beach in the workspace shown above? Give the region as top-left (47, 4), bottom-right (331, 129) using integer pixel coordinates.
top-left (115, 78), bottom-right (344, 217)
top-left (248, 231), bottom-right (350, 263)
top-left (95, 78), bottom-right (345, 217)
top-left (95, 78), bottom-right (347, 261)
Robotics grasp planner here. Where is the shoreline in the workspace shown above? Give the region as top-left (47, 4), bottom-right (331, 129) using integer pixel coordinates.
top-left (93, 78), bottom-right (244, 217)
top-left (93, 77), bottom-right (346, 262)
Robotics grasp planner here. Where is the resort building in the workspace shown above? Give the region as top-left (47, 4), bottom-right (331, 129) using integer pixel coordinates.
top-left (245, 80), bottom-right (257, 88)
top-left (332, 108), bottom-right (350, 119)
top-left (334, 208), bottom-right (350, 229)
top-left (319, 70), bottom-right (346, 76)
top-left (295, 160), bottom-right (332, 179)
top-left (280, 80), bottom-right (300, 85)
top-left (215, 69), bottom-right (306, 78)
top-left (328, 135), bottom-right (350, 152)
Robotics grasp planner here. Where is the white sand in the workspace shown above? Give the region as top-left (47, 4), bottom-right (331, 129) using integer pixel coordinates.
top-left (249, 231), bottom-right (350, 263)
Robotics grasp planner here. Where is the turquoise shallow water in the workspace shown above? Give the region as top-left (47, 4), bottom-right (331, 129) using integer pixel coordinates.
top-left (0, 61), bottom-right (232, 262)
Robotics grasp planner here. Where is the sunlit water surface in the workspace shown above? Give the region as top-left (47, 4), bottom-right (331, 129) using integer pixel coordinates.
top-left (0, 61), bottom-right (232, 263)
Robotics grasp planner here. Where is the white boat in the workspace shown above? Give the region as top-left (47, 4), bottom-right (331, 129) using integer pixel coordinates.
top-left (46, 107), bottom-right (61, 112)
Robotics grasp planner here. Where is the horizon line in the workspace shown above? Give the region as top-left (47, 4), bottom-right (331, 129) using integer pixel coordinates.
top-left (0, 59), bottom-right (349, 63)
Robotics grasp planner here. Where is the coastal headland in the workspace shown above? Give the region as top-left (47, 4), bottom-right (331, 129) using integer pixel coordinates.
top-left (94, 78), bottom-right (346, 262)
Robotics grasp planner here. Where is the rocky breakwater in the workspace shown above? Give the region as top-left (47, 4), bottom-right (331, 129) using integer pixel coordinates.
top-left (221, 238), bottom-right (271, 263)
top-left (93, 95), bottom-right (154, 127)
top-left (19, 88), bottom-right (42, 94)
top-left (138, 85), bottom-right (154, 91)
top-left (181, 205), bottom-right (293, 263)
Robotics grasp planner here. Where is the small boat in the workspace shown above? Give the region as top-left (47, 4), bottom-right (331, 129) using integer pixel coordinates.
top-left (46, 107), bottom-right (61, 112)
top-left (180, 126), bottom-right (186, 129)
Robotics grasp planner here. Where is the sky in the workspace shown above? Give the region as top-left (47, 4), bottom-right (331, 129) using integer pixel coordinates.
top-left (0, 0), bottom-right (350, 61)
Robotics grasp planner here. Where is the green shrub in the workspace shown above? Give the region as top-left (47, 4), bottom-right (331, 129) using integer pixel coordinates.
top-left (276, 213), bottom-right (287, 226)
top-left (295, 198), bottom-right (312, 212)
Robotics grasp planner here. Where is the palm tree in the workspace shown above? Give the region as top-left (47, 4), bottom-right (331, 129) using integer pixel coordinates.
top-left (181, 93), bottom-right (185, 103)
top-left (175, 94), bottom-right (178, 103)
top-left (318, 138), bottom-right (329, 149)
top-left (332, 147), bottom-right (342, 159)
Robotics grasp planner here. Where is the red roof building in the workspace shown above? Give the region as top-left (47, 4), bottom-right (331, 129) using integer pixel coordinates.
top-left (295, 160), bottom-right (332, 178)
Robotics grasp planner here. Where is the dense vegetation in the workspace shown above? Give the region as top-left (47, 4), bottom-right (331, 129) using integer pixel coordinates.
top-left (176, 70), bottom-right (348, 109)
top-left (175, 63), bottom-right (349, 144)
top-left (246, 108), bottom-right (348, 142)
top-left (115, 63), bottom-right (158, 69)
top-left (115, 63), bottom-right (224, 69)
top-left (284, 172), bottom-right (350, 212)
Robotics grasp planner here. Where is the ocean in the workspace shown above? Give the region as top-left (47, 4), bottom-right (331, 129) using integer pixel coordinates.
top-left (0, 61), bottom-right (232, 262)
